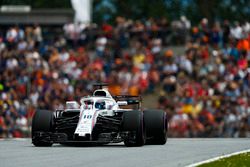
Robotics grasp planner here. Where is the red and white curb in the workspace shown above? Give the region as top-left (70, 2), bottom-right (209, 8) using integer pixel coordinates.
top-left (186, 149), bottom-right (250, 167)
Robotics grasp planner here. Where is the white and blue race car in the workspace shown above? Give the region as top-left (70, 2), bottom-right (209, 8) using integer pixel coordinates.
top-left (32, 84), bottom-right (168, 147)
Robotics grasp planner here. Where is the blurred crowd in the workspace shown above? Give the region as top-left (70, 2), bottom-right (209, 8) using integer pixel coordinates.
top-left (160, 19), bottom-right (250, 137)
top-left (0, 16), bottom-right (249, 138)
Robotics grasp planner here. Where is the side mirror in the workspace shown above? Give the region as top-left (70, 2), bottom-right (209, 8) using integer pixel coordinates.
top-left (117, 101), bottom-right (128, 106)
top-left (66, 101), bottom-right (80, 109)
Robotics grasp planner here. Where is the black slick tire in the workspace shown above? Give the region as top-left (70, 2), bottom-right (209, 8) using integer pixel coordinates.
top-left (122, 111), bottom-right (145, 147)
top-left (144, 110), bottom-right (168, 145)
top-left (32, 110), bottom-right (54, 147)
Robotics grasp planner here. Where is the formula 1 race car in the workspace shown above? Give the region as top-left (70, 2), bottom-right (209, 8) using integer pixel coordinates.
top-left (32, 83), bottom-right (168, 147)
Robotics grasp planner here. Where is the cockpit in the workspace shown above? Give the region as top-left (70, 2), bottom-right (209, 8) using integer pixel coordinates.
top-left (95, 101), bottom-right (106, 110)
top-left (81, 99), bottom-right (107, 110)
top-left (80, 89), bottom-right (116, 111)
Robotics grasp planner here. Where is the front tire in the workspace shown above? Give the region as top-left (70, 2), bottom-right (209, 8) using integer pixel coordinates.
top-left (122, 111), bottom-right (145, 147)
top-left (32, 110), bottom-right (54, 147)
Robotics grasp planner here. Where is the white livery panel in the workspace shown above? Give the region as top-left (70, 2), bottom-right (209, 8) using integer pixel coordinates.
top-left (74, 109), bottom-right (98, 137)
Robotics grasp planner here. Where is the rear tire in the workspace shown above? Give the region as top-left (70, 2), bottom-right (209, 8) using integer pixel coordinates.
top-left (122, 111), bottom-right (145, 147)
top-left (32, 110), bottom-right (54, 147)
top-left (144, 110), bottom-right (168, 145)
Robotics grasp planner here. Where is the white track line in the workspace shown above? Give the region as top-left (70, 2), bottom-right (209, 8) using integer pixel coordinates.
top-left (186, 149), bottom-right (250, 167)
top-left (0, 138), bottom-right (30, 141)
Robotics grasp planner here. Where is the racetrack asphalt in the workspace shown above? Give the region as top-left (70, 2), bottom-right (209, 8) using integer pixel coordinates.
top-left (0, 138), bottom-right (249, 167)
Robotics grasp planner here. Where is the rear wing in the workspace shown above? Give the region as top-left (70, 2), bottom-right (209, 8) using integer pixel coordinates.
top-left (113, 95), bottom-right (142, 110)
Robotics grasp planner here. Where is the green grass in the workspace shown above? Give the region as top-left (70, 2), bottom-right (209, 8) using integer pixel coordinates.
top-left (198, 152), bottom-right (250, 167)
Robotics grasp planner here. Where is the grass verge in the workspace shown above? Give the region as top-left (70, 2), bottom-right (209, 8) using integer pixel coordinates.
top-left (198, 152), bottom-right (250, 167)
